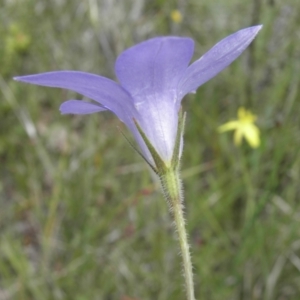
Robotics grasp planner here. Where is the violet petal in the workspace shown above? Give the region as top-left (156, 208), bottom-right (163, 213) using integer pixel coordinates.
top-left (60, 100), bottom-right (107, 115)
top-left (115, 37), bottom-right (194, 162)
top-left (178, 25), bottom-right (263, 100)
top-left (14, 71), bottom-right (135, 123)
top-left (115, 37), bottom-right (194, 99)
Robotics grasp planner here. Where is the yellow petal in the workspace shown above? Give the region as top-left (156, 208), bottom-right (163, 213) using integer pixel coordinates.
top-left (234, 129), bottom-right (243, 146)
top-left (218, 121), bottom-right (239, 132)
top-left (238, 107), bottom-right (257, 123)
top-left (243, 124), bottom-right (260, 148)
top-left (238, 107), bottom-right (247, 119)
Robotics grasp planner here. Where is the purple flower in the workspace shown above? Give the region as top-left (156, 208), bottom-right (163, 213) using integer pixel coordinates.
top-left (14, 26), bottom-right (262, 169)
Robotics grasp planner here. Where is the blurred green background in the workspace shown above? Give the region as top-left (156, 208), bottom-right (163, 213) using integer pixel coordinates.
top-left (1, 0), bottom-right (300, 299)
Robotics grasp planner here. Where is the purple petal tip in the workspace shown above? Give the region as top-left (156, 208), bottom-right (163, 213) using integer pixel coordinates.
top-left (13, 75), bottom-right (32, 82)
top-left (250, 24), bottom-right (263, 34)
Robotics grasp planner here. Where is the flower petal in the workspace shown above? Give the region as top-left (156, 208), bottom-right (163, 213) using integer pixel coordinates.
top-left (244, 124), bottom-right (260, 148)
top-left (13, 71), bottom-right (166, 165)
top-left (115, 37), bottom-right (194, 100)
top-left (234, 129), bottom-right (243, 146)
top-left (14, 71), bottom-right (135, 123)
top-left (115, 37), bottom-right (194, 163)
top-left (218, 120), bottom-right (239, 132)
top-left (133, 95), bottom-right (179, 163)
top-left (178, 25), bottom-right (263, 99)
top-left (60, 100), bottom-right (107, 115)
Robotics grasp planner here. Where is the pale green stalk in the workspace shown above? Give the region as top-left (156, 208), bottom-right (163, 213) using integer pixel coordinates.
top-left (160, 168), bottom-right (195, 300)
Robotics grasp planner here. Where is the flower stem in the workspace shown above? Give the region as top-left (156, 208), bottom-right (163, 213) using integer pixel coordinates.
top-left (160, 168), bottom-right (195, 300)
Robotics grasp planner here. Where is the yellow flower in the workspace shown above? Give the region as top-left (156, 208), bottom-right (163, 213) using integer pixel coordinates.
top-left (218, 107), bottom-right (260, 148)
top-left (170, 9), bottom-right (183, 24)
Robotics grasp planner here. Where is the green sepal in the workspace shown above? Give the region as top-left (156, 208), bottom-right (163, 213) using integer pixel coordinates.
top-left (171, 109), bottom-right (186, 170)
top-left (133, 119), bottom-right (167, 175)
top-left (118, 127), bottom-right (158, 174)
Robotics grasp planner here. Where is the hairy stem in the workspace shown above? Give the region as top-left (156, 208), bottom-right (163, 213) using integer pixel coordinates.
top-left (160, 168), bottom-right (195, 300)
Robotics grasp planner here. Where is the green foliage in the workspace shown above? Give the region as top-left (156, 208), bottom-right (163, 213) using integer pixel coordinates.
top-left (1, 0), bottom-right (300, 299)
